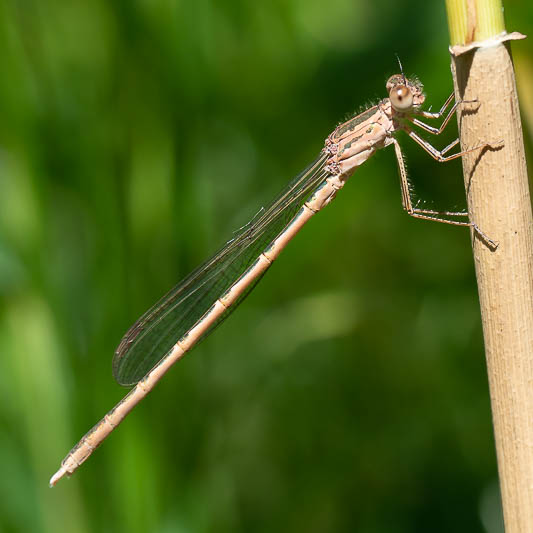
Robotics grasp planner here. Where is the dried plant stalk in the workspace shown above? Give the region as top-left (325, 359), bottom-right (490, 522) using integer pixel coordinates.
top-left (447, 1), bottom-right (533, 528)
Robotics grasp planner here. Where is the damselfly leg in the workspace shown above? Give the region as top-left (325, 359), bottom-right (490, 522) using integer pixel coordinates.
top-left (392, 94), bottom-right (501, 248)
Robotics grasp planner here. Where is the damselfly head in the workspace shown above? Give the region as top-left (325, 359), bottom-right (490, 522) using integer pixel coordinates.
top-left (386, 74), bottom-right (425, 112)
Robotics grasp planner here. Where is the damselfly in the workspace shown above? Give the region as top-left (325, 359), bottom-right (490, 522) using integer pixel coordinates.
top-left (50, 71), bottom-right (497, 486)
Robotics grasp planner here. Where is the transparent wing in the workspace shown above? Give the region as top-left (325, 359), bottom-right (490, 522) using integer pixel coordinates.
top-left (113, 152), bottom-right (329, 386)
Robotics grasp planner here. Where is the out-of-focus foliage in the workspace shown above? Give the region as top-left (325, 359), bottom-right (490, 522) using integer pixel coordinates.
top-left (0, 1), bottom-right (531, 532)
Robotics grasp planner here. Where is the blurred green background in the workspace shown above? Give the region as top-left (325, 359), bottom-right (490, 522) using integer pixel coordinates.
top-left (1, 1), bottom-right (532, 532)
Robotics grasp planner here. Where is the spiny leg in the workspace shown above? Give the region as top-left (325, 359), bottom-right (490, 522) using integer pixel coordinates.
top-left (408, 137), bottom-right (465, 217)
top-left (391, 138), bottom-right (466, 218)
top-left (417, 92), bottom-right (455, 120)
top-left (411, 94), bottom-right (480, 136)
top-left (405, 128), bottom-right (501, 163)
top-left (391, 138), bottom-right (497, 249)
top-left (411, 92), bottom-right (458, 135)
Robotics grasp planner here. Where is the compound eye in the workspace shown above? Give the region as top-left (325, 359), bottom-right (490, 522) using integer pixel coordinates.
top-left (390, 85), bottom-right (413, 111)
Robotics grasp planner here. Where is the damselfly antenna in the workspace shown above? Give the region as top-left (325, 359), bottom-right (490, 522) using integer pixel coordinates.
top-left (395, 54), bottom-right (406, 85)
